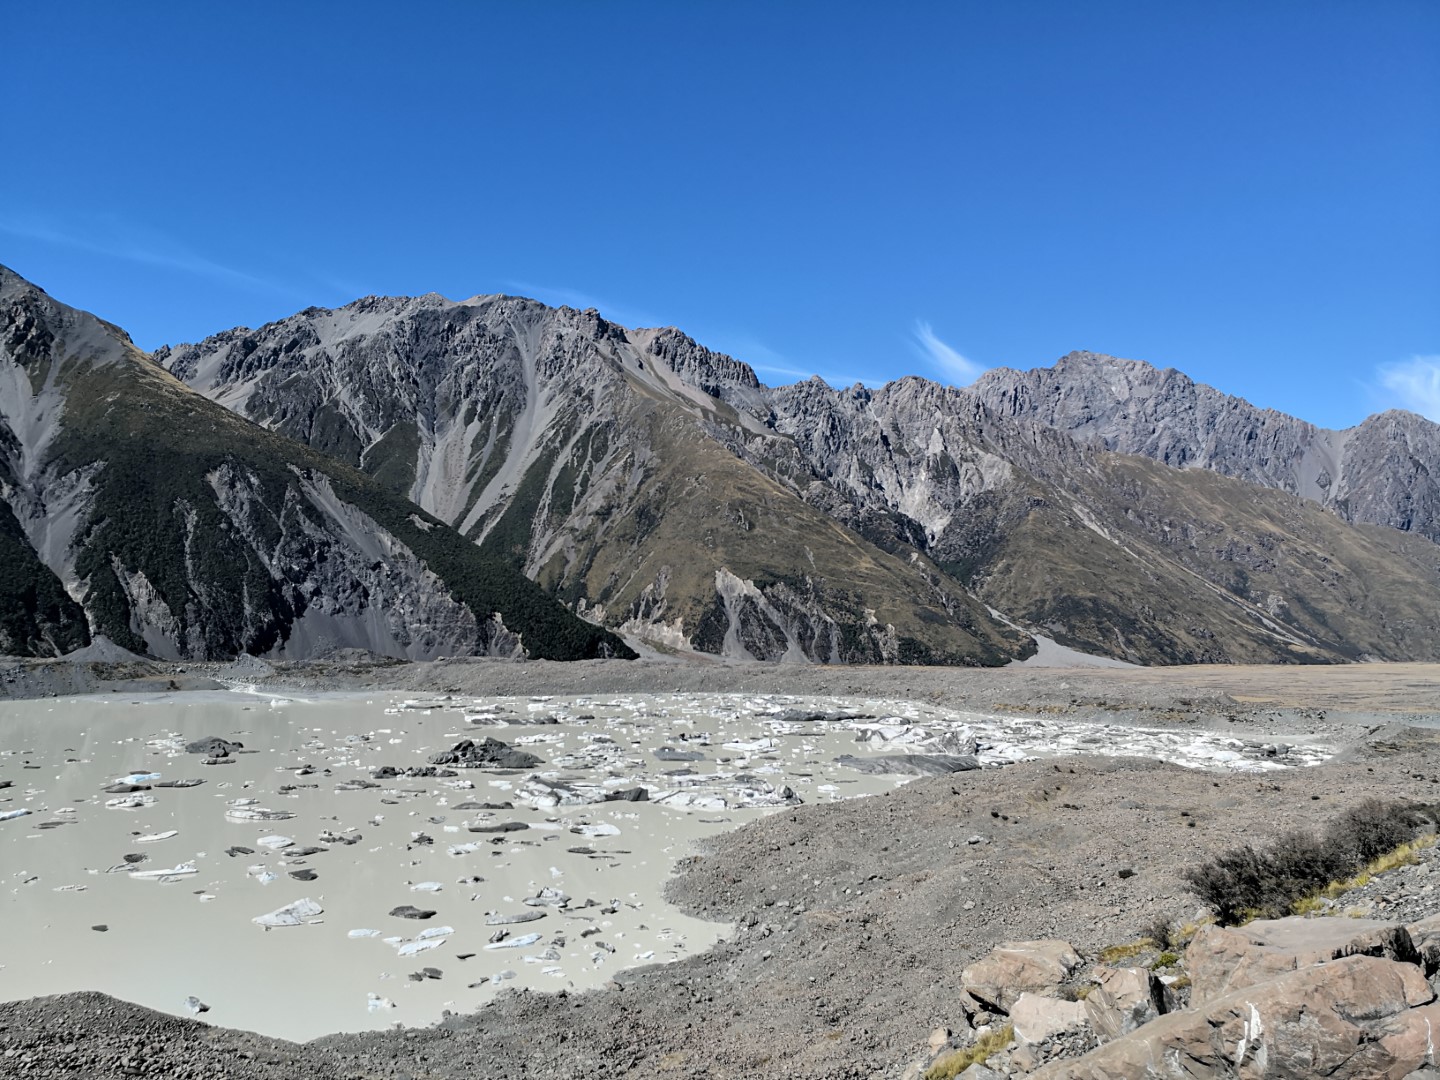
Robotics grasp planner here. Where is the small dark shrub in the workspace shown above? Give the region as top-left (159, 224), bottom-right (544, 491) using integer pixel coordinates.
top-left (1140, 916), bottom-right (1175, 950)
top-left (1181, 800), bottom-right (1427, 925)
top-left (1329, 800), bottom-right (1413, 864)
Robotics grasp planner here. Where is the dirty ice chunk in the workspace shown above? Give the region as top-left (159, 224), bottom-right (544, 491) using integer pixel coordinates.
top-left (104, 795), bottom-right (155, 810)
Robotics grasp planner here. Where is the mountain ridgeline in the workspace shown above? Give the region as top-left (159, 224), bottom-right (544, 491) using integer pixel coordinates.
top-left (0, 265), bottom-right (631, 662)
top-left (154, 285), bottom-right (1440, 666)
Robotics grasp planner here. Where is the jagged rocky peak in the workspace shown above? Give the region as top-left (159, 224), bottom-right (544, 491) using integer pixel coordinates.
top-left (968, 347), bottom-right (1440, 544)
top-left (630, 326), bottom-right (762, 393)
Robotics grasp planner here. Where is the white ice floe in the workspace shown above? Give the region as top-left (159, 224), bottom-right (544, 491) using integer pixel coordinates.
top-left (225, 807), bottom-right (295, 822)
top-left (104, 795), bottom-right (155, 810)
top-left (129, 862), bottom-right (198, 881)
top-left (252, 898), bottom-right (324, 928)
top-left (256, 835), bottom-right (294, 849)
top-left (396, 937), bottom-right (445, 956)
top-left (484, 933), bottom-right (542, 950)
top-left (348, 929), bottom-right (382, 939)
top-left (134, 830), bottom-right (178, 843)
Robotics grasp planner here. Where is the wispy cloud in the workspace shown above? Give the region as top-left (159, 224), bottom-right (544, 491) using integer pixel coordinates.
top-left (1376, 355), bottom-right (1440, 421)
top-left (912, 320), bottom-right (985, 386)
top-left (702, 333), bottom-right (881, 389)
top-left (502, 279), bottom-right (662, 330)
top-left (0, 212), bottom-right (303, 298)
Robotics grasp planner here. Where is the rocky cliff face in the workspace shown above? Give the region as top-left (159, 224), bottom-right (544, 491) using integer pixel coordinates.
top-left (159, 290), bottom-right (1440, 666)
top-left (0, 265), bottom-right (630, 661)
top-left (970, 351), bottom-right (1440, 544)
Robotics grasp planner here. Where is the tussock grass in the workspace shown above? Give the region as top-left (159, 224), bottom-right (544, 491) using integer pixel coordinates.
top-left (1097, 941), bottom-right (1151, 964)
top-left (924, 1025), bottom-right (1014, 1080)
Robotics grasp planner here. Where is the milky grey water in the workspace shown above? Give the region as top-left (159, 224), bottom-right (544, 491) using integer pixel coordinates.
top-left (0, 689), bottom-right (1328, 1039)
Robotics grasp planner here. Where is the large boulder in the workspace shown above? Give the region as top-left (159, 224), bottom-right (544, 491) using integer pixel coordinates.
top-left (961, 940), bottom-right (1082, 1013)
top-left (1407, 914), bottom-right (1440, 976)
top-left (1084, 965), bottom-right (1176, 1041)
top-left (1029, 953), bottom-right (1435, 1079)
top-left (1011, 993), bottom-right (1089, 1045)
top-left (1187, 916), bottom-right (1420, 1005)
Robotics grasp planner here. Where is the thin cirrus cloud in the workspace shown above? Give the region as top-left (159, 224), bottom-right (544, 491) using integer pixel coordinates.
top-left (502, 279), bottom-right (663, 331)
top-left (0, 212), bottom-right (303, 298)
top-left (1376, 355), bottom-right (1440, 421)
top-left (912, 320), bottom-right (985, 386)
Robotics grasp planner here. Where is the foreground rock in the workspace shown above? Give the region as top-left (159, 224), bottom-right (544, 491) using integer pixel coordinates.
top-left (1083, 965), bottom-right (1175, 1040)
top-left (961, 940), bottom-right (1082, 1012)
top-left (1186, 915), bottom-right (1422, 1004)
top-left (1032, 953), bottom-right (1438, 1079)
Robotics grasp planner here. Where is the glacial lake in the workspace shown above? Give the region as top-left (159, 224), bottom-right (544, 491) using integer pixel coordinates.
top-left (0, 689), bottom-right (1329, 1040)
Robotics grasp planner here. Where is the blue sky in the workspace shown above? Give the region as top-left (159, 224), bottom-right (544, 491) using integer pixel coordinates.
top-left (3, 1), bottom-right (1436, 428)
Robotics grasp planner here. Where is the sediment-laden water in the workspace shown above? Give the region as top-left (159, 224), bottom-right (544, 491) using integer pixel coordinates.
top-left (0, 689), bottom-right (1327, 1040)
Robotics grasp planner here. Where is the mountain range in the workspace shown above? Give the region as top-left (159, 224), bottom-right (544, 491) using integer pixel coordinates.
top-left (3, 262), bottom-right (1438, 665)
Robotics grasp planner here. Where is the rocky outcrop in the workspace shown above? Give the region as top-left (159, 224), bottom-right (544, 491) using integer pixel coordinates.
top-left (932, 917), bottom-right (1440, 1079)
top-left (1031, 954), bottom-right (1437, 1079)
top-left (1185, 916), bottom-right (1422, 1005)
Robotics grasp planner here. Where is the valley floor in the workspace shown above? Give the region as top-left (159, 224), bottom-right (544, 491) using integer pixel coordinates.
top-left (2, 656), bottom-right (1439, 1078)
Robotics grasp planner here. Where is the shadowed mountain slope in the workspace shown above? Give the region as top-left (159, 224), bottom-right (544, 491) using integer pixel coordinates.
top-left (0, 265), bottom-right (631, 661)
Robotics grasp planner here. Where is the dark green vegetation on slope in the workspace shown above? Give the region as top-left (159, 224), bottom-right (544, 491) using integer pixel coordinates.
top-left (0, 270), bottom-right (633, 661)
top-left (50, 357), bottom-right (632, 660)
top-left (0, 497), bottom-right (89, 655)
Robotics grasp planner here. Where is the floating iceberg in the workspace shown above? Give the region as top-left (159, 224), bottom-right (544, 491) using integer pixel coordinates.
top-left (484, 932), bottom-right (542, 950)
top-left (252, 897), bottom-right (323, 928)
